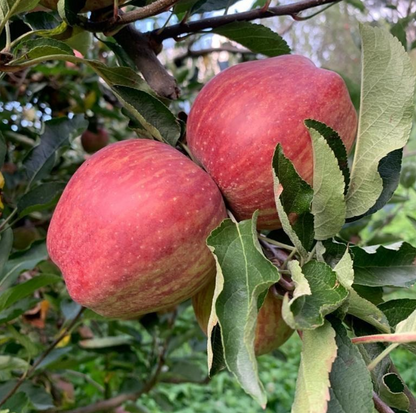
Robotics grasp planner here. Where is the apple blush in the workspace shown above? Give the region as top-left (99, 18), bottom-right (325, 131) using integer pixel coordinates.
top-left (47, 139), bottom-right (227, 318)
top-left (187, 55), bottom-right (358, 230)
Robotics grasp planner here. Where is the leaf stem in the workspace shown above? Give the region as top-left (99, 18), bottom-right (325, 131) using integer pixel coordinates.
top-left (5, 22), bottom-right (11, 52)
top-left (260, 236), bottom-right (296, 251)
top-left (282, 248), bottom-right (297, 269)
top-left (367, 343), bottom-right (399, 372)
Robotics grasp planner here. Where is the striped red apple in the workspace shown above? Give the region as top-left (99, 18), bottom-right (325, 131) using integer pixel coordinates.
top-left (187, 55), bottom-right (358, 229)
top-left (47, 139), bottom-right (227, 318)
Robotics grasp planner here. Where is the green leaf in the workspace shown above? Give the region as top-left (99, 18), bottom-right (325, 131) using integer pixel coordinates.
top-left (282, 260), bottom-right (348, 330)
top-left (328, 319), bottom-right (374, 413)
top-left (292, 320), bottom-right (337, 413)
top-left (86, 62), bottom-right (154, 93)
top-left (0, 0), bottom-right (40, 33)
top-left (400, 163), bottom-right (416, 188)
top-left (379, 373), bottom-right (410, 411)
top-left (345, 0), bottom-right (365, 11)
top-left (378, 299), bottom-right (416, 328)
top-left (13, 38), bottom-right (74, 62)
top-left (0, 298), bottom-right (39, 324)
top-left (305, 120), bottom-right (350, 193)
top-left (0, 227), bottom-right (13, 276)
top-left (0, 356), bottom-right (28, 371)
top-left (346, 25), bottom-right (416, 218)
top-left (0, 241), bottom-right (48, 288)
top-left (24, 116), bottom-right (87, 185)
top-left (272, 144), bottom-right (314, 256)
top-left (0, 274), bottom-right (61, 312)
top-left (352, 242), bottom-right (416, 287)
top-left (0, 132), bottom-right (7, 169)
top-left (111, 86), bottom-right (181, 146)
top-left (6, 325), bottom-right (38, 357)
top-left (348, 289), bottom-right (390, 333)
top-left (206, 214), bottom-right (280, 407)
top-left (64, 27), bottom-right (92, 56)
top-left (17, 182), bottom-right (66, 218)
top-left (395, 309), bottom-right (416, 335)
top-left (330, 248), bottom-right (390, 332)
top-left (79, 336), bottom-right (134, 349)
top-left (390, 14), bottom-right (415, 48)
top-left (348, 149), bottom-right (403, 222)
top-left (191, 0), bottom-right (240, 13)
top-left (57, 0), bottom-right (83, 25)
top-left (309, 126), bottom-right (346, 240)
top-left (34, 347), bottom-right (72, 370)
top-left (333, 247), bottom-right (354, 288)
top-left (23, 10), bottom-right (60, 31)
top-left (212, 22), bottom-right (290, 57)
top-left (1, 392), bottom-right (30, 413)
top-left (0, 240), bottom-right (48, 287)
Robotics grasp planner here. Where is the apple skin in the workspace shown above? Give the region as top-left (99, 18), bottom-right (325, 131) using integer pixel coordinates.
top-left (47, 139), bottom-right (227, 319)
top-left (39, 0), bottom-right (126, 12)
top-left (81, 128), bottom-right (109, 154)
top-left (187, 55), bottom-right (358, 230)
top-left (193, 281), bottom-right (293, 356)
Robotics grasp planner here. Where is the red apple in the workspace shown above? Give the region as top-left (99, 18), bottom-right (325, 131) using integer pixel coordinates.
top-left (193, 281), bottom-right (293, 356)
top-left (81, 128), bottom-right (109, 154)
top-left (47, 139), bottom-right (227, 318)
top-left (187, 55), bottom-right (358, 230)
top-left (39, 0), bottom-right (126, 12)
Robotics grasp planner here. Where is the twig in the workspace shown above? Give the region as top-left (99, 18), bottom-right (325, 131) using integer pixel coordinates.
top-left (78, 0), bottom-right (179, 33)
top-left (260, 235), bottom-right (296, 251)
top-left (151, 0), bottom-right (339, 41)
top-left (174, 46), bottom-right (254, 65)
top-left (0, 307), bottom-right (85, 408)
top-left (373, 391), bottom-right (395, 413)
top-left (113, 25), bottom-right (179, 99)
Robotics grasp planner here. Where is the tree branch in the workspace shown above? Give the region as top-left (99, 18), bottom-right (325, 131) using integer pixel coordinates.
top-left (78, 0), bottom-right (179, 33)
top-left (78, 0), bottom-right (338, 38)
top-left (151, 0), bottom-right (340, 42)
top-left (113, 25), bottom-right (180, 99)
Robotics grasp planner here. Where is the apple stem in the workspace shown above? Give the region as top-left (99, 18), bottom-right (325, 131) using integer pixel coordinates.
top-left (227, 210), bottom-right (238, 224)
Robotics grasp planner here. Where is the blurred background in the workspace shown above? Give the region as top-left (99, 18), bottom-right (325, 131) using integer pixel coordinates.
top-left (0, 1), bottom-right (416, 412)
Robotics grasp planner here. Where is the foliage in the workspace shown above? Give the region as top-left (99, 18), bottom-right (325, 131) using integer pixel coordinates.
top-left (0, 1), bottom-right (416, 413)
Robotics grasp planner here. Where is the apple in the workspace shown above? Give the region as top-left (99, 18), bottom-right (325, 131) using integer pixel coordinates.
top-left (47, 139), bottom-right (227, 318)
top-left (39, 0), bottom-right (126, 12)
top-left (193, 281), bottom-right (293, 356)
top-left (187, 55), bottom-right (358, 230)
top-left (81, 128), bottom-right (110, 154)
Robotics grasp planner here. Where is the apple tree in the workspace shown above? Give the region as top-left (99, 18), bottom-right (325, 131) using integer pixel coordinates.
top-left (0, 1), bottom-right (416, 412)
